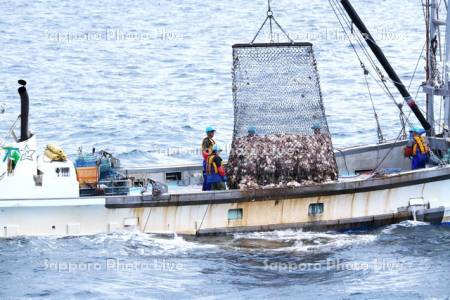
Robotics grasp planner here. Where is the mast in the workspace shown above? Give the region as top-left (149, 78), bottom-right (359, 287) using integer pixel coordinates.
top-left (444, 1), bottom-right (450, 137)
top-left (425, 0), bottom-right (435, 135)
top-left (340, 0), bottom-right (432, 132)
top-left (423, 0), bottom-right (448, 136)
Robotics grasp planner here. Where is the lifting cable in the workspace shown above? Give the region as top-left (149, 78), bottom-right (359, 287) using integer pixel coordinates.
top-left (251, 0), bottom-right (294, 43)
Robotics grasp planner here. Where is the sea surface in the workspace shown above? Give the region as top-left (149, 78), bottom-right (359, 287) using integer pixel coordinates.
top-left (1, 0), bottom-right (449, 299)
top-left (1, 223), bottom-right (450, 299)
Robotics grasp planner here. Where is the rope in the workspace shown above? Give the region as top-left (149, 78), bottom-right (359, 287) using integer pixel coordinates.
top-left (329, 0), bottom-right (402, 113)
top-left (363, 66), bottom-right (385, 143)
top-left (143, 207), bottom-right (153, 233)
top-left (251, 16), bottom-right (270, 44)
top-left (268, 0), bottom-right (274, 42)
top-left (335, 148), bottom-right (350, 175)
top-left (399, 105), bottom-right (408, 139)
top-left (408, 41), bottom-right (426, 90)
top-left (329, 0), bottom-right (414, 138)
top-left (195, 201), bottom-right (211, 237)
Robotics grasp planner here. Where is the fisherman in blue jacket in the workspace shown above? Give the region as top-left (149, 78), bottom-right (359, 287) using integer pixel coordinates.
top-left (206, 144), bottom-right (227, 190)
top-left (404, 127), bottom-right (430, 170)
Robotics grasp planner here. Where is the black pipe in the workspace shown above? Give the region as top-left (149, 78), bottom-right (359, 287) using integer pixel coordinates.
top-left (340, 0), bottom-right (431, 131)
top-left (18, 80), bottom-right (31, 142)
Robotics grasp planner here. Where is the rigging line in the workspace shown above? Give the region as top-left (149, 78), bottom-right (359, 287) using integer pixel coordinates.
top-left (334, 0), bottom-right (419, 94)
top-left (338, 18), bottom-right (403, 109)
top-left (143, 207), bottom-right (153, 233)
top-left (333, 1), bottom-right (413, 116)
top-left (251, 0), bottom-right (292, 43)
top-left (332, 0), bottom-right (386, 77)
top-left (271, 16), bottom-right (294, 43)
top-left (251, 16), bottom-right (270, 44)
top-left (373, 107), bottom-right (417, 173)
top-left (439, 94), bottom-right (443, 132)
top-left (367, 70), bottom-right (409, 121)
top-left (330, 0), bottom-right (412, 138)
top-left (328, 0), bottom-right (365, 65)
top-left (330, 0), bottom-right (407, 118)
top-left (408, 41), bottom-right (427, 90)
top-left (332, 0), bottom-right (429, 131)
top-left (269, 16), bottom-right (274, 42)
top-left (437, 2), bottom-right (443, 62)
top-left (374, 78), bottom-right (444, 173)
top-left (196, 202), bottom-right (211, 237)
top-left (364, 71), bottom-right (385, 143)
top-left (345, 16), bottom-right (429, 113)
top-left (268, 0), bottom-right (273, 41)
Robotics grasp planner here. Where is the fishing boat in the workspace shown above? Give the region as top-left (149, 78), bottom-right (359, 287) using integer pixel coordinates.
top-left (1, 0), bottom-right (450, 237)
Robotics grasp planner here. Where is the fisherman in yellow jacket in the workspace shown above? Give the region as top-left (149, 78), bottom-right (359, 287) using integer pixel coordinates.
top-left (201, 126), bottom-right (216, 191)
top-left (404, 127), bottom-right (430, 170)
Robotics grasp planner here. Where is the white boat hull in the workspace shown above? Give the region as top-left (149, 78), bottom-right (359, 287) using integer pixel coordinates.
top-left (1, 169), bottom-right (449, 237)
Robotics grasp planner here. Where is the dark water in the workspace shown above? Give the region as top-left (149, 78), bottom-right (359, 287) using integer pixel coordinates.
top-left (1, 222), bottom-right (449, 299)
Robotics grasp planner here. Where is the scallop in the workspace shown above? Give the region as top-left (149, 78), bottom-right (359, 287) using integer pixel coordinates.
top-left (226, 133), bottom-right (338, 190)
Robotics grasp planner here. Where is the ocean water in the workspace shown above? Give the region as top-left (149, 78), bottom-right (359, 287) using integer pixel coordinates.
top-left (1, 222), bottom-right (449, 299)
top-left (1, 1), bottom-right (449, 299)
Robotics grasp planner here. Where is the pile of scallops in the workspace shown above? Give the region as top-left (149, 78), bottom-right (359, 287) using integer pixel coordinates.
top-left (226, 133), bottom-right (338, 190)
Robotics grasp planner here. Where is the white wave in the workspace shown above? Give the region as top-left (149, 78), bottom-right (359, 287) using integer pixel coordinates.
top-left (233, 229), bottom-right (377, 253)
top-left (381, 220), bottom-right (429, 234)
top-left (89, 230), bottom-right (218, 255)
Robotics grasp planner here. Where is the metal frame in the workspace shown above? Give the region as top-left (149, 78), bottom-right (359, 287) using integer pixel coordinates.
top-left (232, 42), bottom-right (313, 48)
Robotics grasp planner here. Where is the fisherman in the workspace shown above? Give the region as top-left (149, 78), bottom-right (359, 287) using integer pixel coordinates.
top-left (206, 144), bottom-right (227, 190)
top-left (312, 123), bottom-right (322, 135)
top-left (404, 127), bottom-right (430, 170)
top-left (201, 126), bottom-right (216, 191)
top-left (247, 126), bottom-right (257, 137)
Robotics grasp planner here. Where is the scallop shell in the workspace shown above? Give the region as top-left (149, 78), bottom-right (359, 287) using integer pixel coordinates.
top-left (226, 133), bottom-right (338, 190)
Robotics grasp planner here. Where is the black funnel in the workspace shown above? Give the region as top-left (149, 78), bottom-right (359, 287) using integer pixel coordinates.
top-left (18, 79), bottom-right (31, 142)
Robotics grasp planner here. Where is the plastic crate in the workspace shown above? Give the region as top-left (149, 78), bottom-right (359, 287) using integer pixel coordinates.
top-left (75, 154), bottom-right (97, 168)
top-left (76, 166), bottom-right (98, 185)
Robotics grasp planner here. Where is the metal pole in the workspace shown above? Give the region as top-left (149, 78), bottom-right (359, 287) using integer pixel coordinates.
top-left (427, 0), bottom-right (436, 135)
top-left (444, 0), bottom-right (450, 136)
top-left (340, 0), bottom-right (432, 132)
top-left (18, 81), bottom-right (30, 142)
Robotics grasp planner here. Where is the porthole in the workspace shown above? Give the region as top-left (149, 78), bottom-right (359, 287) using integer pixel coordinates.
top-left (309, 203), bottom-right (324, 216)
top-left (228, 208), bottom-right (243, 220)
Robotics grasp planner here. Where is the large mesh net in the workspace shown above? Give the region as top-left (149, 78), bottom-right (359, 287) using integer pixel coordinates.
top-left (232, 42), bottom-right (330, 138)
top-left (227, 42), bottom-right (338, 190)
